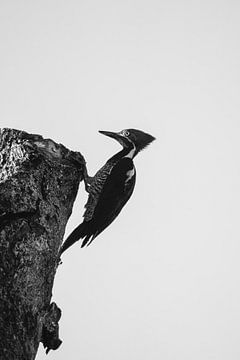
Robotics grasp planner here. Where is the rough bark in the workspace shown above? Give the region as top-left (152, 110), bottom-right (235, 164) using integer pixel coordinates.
top-left (0, 128), bottom-right (85, 359)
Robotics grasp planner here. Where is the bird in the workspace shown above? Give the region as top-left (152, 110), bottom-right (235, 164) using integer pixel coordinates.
top-left (60, 128), bottom-right (155, 254)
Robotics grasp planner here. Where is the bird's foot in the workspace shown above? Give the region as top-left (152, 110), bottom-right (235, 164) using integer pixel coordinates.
top-left (82, 164), bottom-right (93, 192)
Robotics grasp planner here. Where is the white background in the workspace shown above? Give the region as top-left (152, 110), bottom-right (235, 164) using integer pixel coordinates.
top-left (1, 1), bottom-right (240, 359)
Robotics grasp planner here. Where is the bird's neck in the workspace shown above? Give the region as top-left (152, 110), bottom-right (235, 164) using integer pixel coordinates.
top-left (108, 144), bottom-right (136, 164)
top-left (124, 139), bottom-right (137, 159)
top-left (124, 146), bottom-right (136, 159)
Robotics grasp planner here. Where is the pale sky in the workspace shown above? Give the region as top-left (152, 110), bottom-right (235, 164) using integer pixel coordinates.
top-left (1, 1), bottom-right (240, 359)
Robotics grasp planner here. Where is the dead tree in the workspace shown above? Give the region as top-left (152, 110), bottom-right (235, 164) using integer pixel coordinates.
top-left (0, 128), bottom-right (85, 359)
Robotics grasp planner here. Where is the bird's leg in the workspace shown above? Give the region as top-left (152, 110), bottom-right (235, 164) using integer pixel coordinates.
top-left (64, 151), bottom-right (92, 193)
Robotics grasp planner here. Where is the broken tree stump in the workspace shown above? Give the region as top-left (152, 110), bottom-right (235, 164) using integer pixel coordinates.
top-left (0, 128), bottom-right (85, 359)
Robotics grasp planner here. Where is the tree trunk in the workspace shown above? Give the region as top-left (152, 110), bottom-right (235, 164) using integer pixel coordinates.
top-left (0, 128), bottom-right (85, 359)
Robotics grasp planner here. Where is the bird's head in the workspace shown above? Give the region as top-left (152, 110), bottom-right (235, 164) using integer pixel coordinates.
top-left (99, 128), bottom-right (155, 158)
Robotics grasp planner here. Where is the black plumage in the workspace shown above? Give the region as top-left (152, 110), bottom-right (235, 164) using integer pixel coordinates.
top-left (60, 128), bottom-right (155, 253)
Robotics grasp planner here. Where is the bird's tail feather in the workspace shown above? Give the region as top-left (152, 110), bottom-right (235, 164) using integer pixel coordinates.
top-left (81, 234), bottom-right (95, 248)
top-left (60, 222), bottom-right (89, 254)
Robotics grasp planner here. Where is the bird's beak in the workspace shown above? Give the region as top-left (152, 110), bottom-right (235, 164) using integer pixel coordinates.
top-left (99, 130), bottom-right (129, 148)
top-left (98, 130), bottom-right (120, 140)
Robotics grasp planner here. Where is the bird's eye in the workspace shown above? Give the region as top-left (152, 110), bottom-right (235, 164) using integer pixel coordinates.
top-left (122, 130), bottom-right (130, 137)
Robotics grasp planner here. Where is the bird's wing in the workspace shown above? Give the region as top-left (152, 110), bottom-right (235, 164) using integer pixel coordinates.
top-left (84, 157), bottom-right (136, 239)
top-left (83, 161), bottom-right (113, 221)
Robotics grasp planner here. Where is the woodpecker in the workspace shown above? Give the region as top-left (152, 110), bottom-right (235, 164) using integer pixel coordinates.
top-left (60, 129), bottom-right (155, 254)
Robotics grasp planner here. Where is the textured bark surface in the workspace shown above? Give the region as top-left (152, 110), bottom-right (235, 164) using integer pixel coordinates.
top-left (0, 128), bottom-right (85, 359)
